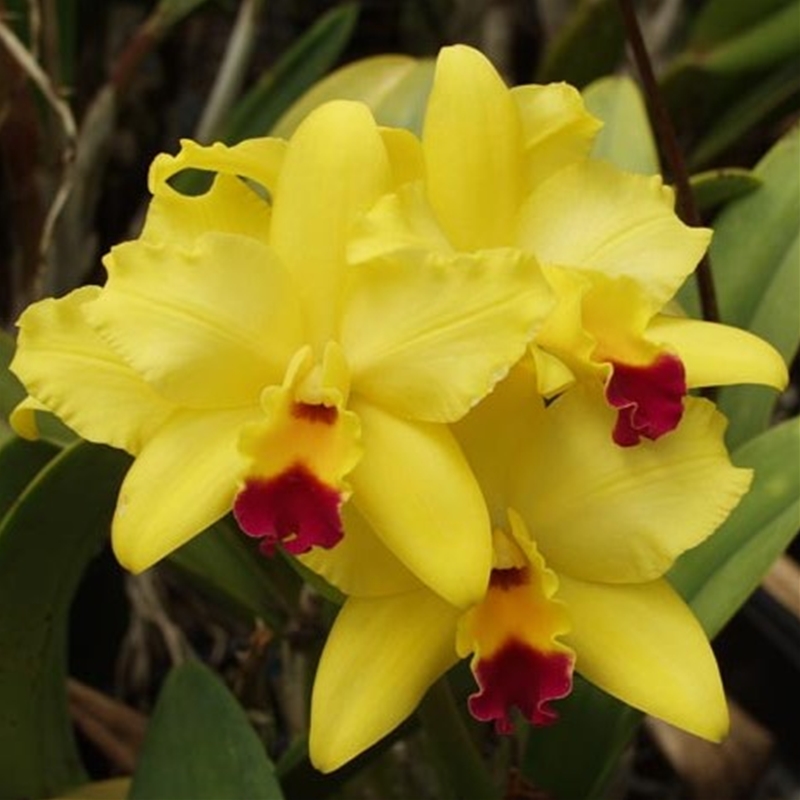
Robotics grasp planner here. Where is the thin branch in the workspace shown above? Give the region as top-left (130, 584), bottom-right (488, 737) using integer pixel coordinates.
top-left (195, 0), bottom-right (266, 143)
top-left (0, 13), bottom-right (77, 300)
top-left (617, 0), bottom-right (719, 325)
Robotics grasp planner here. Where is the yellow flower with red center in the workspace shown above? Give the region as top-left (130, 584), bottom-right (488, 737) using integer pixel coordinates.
top-left (304, 363), bottom-right (750, 772)
top-left (9, 99), bottom-right (553, 608)
top-left (352, 45), bottom-right (788, 445)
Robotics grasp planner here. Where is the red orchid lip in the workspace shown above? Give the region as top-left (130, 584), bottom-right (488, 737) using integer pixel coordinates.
top-left (233, 463), bottom-right (344, 555)
top-left (464, 559), bottom-right (575, 735)
top-left (606, 352), bottom-right (687, 446)
top-left (469, 637), bottom-right (573, 733)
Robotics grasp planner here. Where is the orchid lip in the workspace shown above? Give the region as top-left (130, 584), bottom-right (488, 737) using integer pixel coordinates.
top-left (605, 352), bottom-right (687, 446)
top-left (233, 462), bottom-right (344, 556)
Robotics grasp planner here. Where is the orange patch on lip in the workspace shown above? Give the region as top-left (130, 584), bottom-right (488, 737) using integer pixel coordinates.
top-left (233, 462), bottom-right (343, 555)
top-left (605, 352), bottom-right (686, 446)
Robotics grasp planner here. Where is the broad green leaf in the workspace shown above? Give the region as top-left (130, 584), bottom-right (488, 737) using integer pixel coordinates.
top-left (689, 167), bottom-right (761, 214)
top-left (693, 2), bottom-right (800, 74)
top-left (219, 3), bottom-right (359, 143)
top-left (168, 517), bottom-right (302, 629)
top-left (59, 777), bottom-right (131, 799)
top-left (670, 417), bottom-right (800, 637)
top-left (271, 55), bottom-right (435, 139)
top-left (0, 442), bottom-right (130, 799)
top-left (582, 76), bottom-right (659, 175)
top-left (537, 0), bottom-right (625, 87)
top-left (0, 436), bottom-right (59, 519)
top-left (128, 660), bottom-right (284, 800)
top-left (711, 127), bottom-right (800, 446)
top-left (689, 62), bottom-right (800, 168)
top-left (522, 675), bottom-right (641, 799)
top-left (152, 0), bottom-right (214, 31)
top-left (416, 678), bottom-right (499, 800)
top-left (0, 329), bottom-right (25, 430)
top-left (689, 0), bottom-right (796, 48)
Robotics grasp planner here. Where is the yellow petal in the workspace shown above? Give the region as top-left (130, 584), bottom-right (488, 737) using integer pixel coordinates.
top-left (148, 137), bottom-right (286, 198)
top-left (576, 271), bottom-right (661, 363)
top-left (112, 406), bottom-right (259, 572)
top-left (509, 388), bottom-right (753, 583)
top-left (269, 100), bottom-right (392, 348)
top-left (299, 502), bottom-right (420, 596)
top-left (9, 396), bottom-right (45, 440)
top-left (511, 82), bottom-right (602, 190)
top-left (454, 362), bottom-right (544, 525)
top-left (645, 315), bottom-right (789, 390)
top-left (517, 161), bottom-right (711, 306)
top-left (310, 590), bottom-right (460, 772)
top-left (534, 265), bottom-right (598, 377)
top-left (349, 399), bottom-right (492, 608)
top-left (379, 126), bottom-right (425, 187)
top-left (342, 248), bottom-right (552, 422)
top-left (88, 233), bottom-right (303, 409)
top-left (349, 182), bottom-right (453, 264)
top-left (11, 287), bottom-right (173, 453)
top-left (142, 173), bottom-right (273, 248)
top-left (558, 575), bottom-right (728, 741)
top-left (529, 344), bottom-right (575, 397)
top-left (423, 45), bottom-right (522, 249)
top-left (144, 132), bottom-right (283, 250)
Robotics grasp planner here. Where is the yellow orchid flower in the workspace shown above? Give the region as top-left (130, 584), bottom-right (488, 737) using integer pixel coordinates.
top-left (305, 364), bottom-right (750, 772)
top-left (352, 44), bottom-right (788, 446)
top-left (10, 100), bottom-right (553, 607)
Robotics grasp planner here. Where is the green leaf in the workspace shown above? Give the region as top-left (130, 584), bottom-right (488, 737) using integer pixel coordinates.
top-left (693, 2), bottom-right (800, 74)
top-left (670, 417), bottom-right (800, 637)
top-left (689, 167), bottom-right (761, 214)
top-left (689, 0), bottom-right (796, 48)
top-left (0, 329), bottom-right (25, 431)
top-left (537, 0), bottom-right (626, 87)
top-left (59, 777), bottom-right (131, 799)
top-left (582, 76), bottom-right (659, 175)
top-left (689, 62), bottom-right (800, 168)
top-left (0, 442), bottom-right (131, 798)
top-left (271, 55), bottom-right (435, 139)
top-left (0, 436), bottom-right (59, 520)
top-left (152, 0), bottom-right (214, 31)
top-left (55, 0), bottom-right (78, 89)
top-left (129, 660), bottom-right (284, 800)
top-left (219, 3), bottom-right (359, 143)
top-left (168, 517), bottom-right (302, 629)
top-left (710, 126), bottom-right (800, 446)
top-left (522, 675), bottom-right (641, 799)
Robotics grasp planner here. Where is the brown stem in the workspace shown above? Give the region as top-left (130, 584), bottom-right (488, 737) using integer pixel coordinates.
top-left (617, 0), bottom-right (719, 325)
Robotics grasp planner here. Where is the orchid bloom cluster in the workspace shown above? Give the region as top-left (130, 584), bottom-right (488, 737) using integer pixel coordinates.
top-left (10, 45), bottom-right (787, 773)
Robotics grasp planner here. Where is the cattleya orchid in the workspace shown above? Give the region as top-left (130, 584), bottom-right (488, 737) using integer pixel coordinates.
top-left (305, 363), bottom-right (750, 772)
top-left (352, 44), bottom-right (788, 445)
top-left (9, 99), bottom-right (554, 607)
